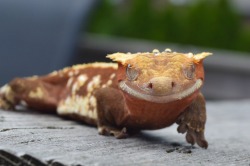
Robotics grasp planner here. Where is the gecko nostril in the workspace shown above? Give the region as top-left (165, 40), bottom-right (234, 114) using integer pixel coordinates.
top-left (147, 83), bottom-right (153, 89)
top-left (171, 81), bottom-right (176, 88)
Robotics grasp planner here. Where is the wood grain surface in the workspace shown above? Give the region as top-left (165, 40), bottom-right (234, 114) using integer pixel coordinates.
top-left (0, 100), bottom-right (250, 166)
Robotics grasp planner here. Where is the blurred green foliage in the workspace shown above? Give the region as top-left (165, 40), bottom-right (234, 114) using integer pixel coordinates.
top-left (88, 0), bottom-right (250, 52)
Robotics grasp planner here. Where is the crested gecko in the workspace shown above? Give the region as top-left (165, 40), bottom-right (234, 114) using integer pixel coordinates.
top-left (0, 49), bottom-right (211, 148)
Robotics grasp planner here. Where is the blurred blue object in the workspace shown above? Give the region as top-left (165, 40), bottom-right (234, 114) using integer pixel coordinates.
top-left (0, 0), bottom-right (97, 85)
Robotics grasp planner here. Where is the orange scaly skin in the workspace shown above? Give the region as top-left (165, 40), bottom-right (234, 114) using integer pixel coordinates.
top-left (0, 49), bottom-right (211, 148)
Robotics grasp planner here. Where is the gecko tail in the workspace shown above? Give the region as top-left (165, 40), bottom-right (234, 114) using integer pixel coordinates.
top-left (0, 77), bottom-right (60, 112)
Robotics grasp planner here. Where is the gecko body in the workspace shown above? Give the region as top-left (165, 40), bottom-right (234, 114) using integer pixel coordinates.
top-left (0, 49), bottom-right (211, 148)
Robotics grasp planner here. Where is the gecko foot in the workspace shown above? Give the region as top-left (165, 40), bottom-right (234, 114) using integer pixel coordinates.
top-left (176, 112), bottom-right (208, 149)
top-left (176, 93), bottom-right (208, 149)
top-left (98, 126), bottom-right (128, 139)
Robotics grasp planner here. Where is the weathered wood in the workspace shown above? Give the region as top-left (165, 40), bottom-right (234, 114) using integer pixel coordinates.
top-left (0, 100), bottom-right (250, 166)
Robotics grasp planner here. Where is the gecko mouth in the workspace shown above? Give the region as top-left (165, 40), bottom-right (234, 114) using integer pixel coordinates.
top-left (119, 79), bottom-right (203, 103)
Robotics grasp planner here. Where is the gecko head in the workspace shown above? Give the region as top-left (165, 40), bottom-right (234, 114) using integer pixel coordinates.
top-left (107, 49), bottom-right (211, 103)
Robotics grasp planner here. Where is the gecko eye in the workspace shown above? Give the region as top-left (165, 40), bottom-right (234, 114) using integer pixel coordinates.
top-left (183, 63), bottom-right (196, 79)
top-left (126, 64), bottom-right (139, 81)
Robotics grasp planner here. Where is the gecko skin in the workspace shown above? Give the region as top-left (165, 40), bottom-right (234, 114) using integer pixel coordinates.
top-left (0, 49), bottom-right (211, 148)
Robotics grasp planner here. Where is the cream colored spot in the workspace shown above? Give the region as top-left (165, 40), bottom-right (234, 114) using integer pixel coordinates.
top-left (87, 75), bottom-right (101, 92)
top-left (0, 85), bottom-right (15, 103)
top-left (71, 74), bottom-right (88, 94)
top-left (0, 84), bottom-right (9, 94)
top-left (49, 71), bottom-right (58, 76)
top-left (28, 76), bottom-right (38, 80)
top-left (152, 49), bottom-right (160, 54)
top-left (78, 74), bottom-right (88, 82)
top-left (106, 80), bottom-right (112, 86)
top-left (101, 73), bottom-right (116, 88)
top-left (89, 95), bottom-right (97, 109)
top-left (164, 48), bottom-right (172, 52)
top-left (109, 73), bottom-right (116, 79)
top-left (29, 87), bottom-right (44, 99)
top-left (72, 83), bottom-right (78, 94)
top-left (186, 53), bottom-right (194, 58)
top-left (101, 79), bottom-right (113, 88)
top-left (57, 95), bottom-right (97, 120)
top-left (66, 77), bottom-right (74, 88)
top-left (101, 84), bottom-right (107, 88)
top-left (68, 71), bottom-right (74, 77)
top-left (62, 62), bottom-right (118, 73)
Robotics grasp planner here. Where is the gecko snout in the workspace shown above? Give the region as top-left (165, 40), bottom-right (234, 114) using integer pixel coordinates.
top-left (147, 77), bottom-right (175, 95)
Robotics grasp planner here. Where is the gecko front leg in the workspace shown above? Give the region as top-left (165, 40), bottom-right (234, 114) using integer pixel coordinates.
top-left (94, 87), bottom-right (129, 139)
top-left (176, 92), bottom-right (208, 148)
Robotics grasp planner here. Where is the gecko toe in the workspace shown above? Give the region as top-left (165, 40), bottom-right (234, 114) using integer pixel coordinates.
top-left (113, 127), bottom-right (128, 139)
top-left (98, 126), bottom-right (110, 136)
top-left (185, 127), bottom-right (208, 148)
top-left (195, 131), bottom-right (208, 149)
top-left (98, 126), bottom-right (128, 139)
top-left (177, 123), bottom-right (187, 134)
top-left (197, 139), bottom-right (208, 149)
top-left (186, 130), bottom-right (195, 145)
